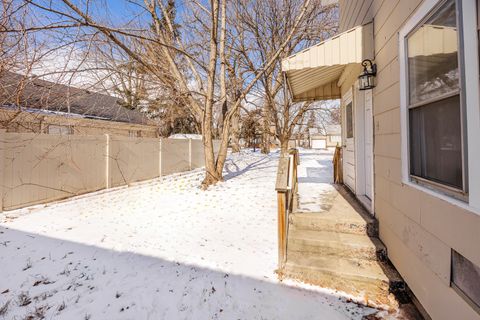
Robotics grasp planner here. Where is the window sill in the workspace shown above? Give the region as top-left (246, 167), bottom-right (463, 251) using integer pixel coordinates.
top-left (410, 175), bottom-right (467, 202)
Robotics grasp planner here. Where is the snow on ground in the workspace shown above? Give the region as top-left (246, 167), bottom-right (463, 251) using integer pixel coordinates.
top-left (297, 148), bottom-right (338, 213)
top-left (0, 149), bottom-right (378, 319)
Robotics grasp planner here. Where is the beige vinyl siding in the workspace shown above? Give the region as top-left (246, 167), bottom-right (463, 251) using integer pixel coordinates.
top-left (339, 0), bottom-right (480, 319)
top-left (339, 0), bottom-right (374, 32)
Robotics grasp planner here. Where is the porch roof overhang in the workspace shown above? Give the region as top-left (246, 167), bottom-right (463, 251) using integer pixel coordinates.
top-left (282, 22), bottom-right (374, 102)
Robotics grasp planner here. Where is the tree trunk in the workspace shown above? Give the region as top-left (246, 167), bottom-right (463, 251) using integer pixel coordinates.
top-left (261, 99), bottom-right (271, 154)
top-left (280, 138), bottom-right (289, 155)
top-left (201, 0), bottom-right (221, 188)
top-left (230, 108), bottom-right (241, 153)
top-left (202, 123), bottom-right (221, 187)
top-left (214, 115), bottom-right (231, 179)
top-left (218, 0), bottom-right (227, 136)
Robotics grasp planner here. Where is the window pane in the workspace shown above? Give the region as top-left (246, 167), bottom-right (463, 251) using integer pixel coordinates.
top-left (409, 95), bottom-right (463, 189)
top-left (346, 102), bottom-right (353, 138)
top-left (407, 0), bottom-right (459, 105)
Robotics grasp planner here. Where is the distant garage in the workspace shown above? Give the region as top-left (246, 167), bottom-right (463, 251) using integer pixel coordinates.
top-left (311, 137), bottom-right (327, 149)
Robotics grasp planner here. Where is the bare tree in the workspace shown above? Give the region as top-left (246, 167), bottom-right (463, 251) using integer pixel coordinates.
top-left (240, 108), bottom-right (262, 150)
top-left (233, 0), bottom-right (338, 153)
top-left (20, 0), bottom-right (316, 187)
top-left (0, 0), bottom-right (49, 131)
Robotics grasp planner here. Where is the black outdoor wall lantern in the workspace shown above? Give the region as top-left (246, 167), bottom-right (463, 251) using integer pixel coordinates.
top-left (358, 59), bottom-right (377, 90)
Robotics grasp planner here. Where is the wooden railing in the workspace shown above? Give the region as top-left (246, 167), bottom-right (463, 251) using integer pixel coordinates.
top-left (333, 145), bottom-right (343, 184)
top-left (275, 148), bottom-right (299, 273)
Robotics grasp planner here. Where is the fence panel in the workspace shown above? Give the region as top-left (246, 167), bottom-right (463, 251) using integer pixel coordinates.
top-left (0, 133), bottom-right (221, 211)
top-left (191, 140), bottom-right (205, 169)
top-left (1, 133), bottom-right (106, 210)
top-left (161, 139), bottom-right (190, 175)
top-left (109, 136), bottom-right (160, 187)
top-left (191, 140), bottom-right (222, 169)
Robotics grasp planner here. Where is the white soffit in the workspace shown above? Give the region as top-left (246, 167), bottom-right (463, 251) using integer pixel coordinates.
top-left (283, 22), bottom-right (374, 101)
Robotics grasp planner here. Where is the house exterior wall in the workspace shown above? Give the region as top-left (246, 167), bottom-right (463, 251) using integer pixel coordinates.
top-left (313, 134), bottom-right (341, 148)
top-left (339, 1), bottom-right (480, 319)
top-left (339, 0), bottom-right (375, 32)
top-left (0, 109), bottom-right (158, 138)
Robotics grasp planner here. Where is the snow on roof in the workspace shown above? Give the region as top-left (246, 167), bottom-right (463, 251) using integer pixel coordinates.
top-left (0, 71), bottom-right (156, 126)
top-left (1, 104), bottom-right (106, 120)
top-left (168, 133), bottom-right (202, 140)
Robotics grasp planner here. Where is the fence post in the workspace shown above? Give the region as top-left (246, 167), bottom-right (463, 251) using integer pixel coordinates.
top-left (0, 130), bottom-right (5, 212)
top-left (105, 134), bottom-right (110, 189)
top-left (188, 139), bottom-right (192, 170)
top-left (159, 138), bottom-right (162, 177)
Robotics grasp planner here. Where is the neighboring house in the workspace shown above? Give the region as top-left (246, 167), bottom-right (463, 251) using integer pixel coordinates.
top-left (309, 132), bottom-right (327, 149)
top-left (287, 132), bottom-right (309, 149)
top-left (0, 71), bottom-right (158, 137)
top-left (283, 0), bottom-right (480, 319)
top-left (309, 125), bottom-right (341, 148)
top-left (325, 124), bottom-right (341, 147)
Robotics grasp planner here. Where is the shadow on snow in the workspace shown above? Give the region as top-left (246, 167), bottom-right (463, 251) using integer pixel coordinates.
top-left (0, 225), bottom-right (376, 320)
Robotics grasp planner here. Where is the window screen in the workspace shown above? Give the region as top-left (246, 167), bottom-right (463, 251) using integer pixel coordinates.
top-left (346, 102), bottom-right (353, 139)
top-left (409, 95), bottom-right (463, 189)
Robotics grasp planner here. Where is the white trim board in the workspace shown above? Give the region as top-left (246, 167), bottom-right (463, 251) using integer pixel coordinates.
top-left (343, 87), bottom-right (356, 193)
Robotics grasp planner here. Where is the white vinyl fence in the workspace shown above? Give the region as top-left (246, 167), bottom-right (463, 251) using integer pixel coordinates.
top-left (0, 132), bottom-right (220, 211)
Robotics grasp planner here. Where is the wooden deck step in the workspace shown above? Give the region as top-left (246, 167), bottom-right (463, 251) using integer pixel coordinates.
top-left (289, 212), bottom-right (378, 237)
top-left (284, 252), bottom-right (405, 306)
top-left (288, 227), bottom-right (387, 261)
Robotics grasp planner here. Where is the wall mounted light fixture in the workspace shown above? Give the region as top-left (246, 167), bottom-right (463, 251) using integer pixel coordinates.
top-left (358, 59), bottom-right (377, 90)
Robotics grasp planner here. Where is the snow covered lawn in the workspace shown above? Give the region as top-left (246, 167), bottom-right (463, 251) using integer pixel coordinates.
top-left (0, 149), bottom-right (379, 319)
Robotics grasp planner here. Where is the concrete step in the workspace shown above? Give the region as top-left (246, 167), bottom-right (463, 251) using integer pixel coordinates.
top-left (289, 212), bottom-right (378, 237)
top-left (287, 228), bottom-right (387, 261)
top-left (284, 252), bottom-right (406, 306)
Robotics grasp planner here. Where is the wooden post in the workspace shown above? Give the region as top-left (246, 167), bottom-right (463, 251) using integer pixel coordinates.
top-left (275, 156), bottom-right (290, 273)
top-left (333, 146), bottom-right (343, 184)
top-left (277, 191), bottom-right (287, 271)
top-left (288, 149), bottom-right (299, 212)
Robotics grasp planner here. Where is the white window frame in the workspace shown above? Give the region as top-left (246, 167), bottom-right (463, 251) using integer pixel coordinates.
top-left (399, 0), bottom-right (480, 212)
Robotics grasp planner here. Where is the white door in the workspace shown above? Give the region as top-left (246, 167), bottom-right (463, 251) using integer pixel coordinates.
top-left (343, 89), bottom-right (355, 192)
top-left (364, 90), bottom-right (373, 200)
